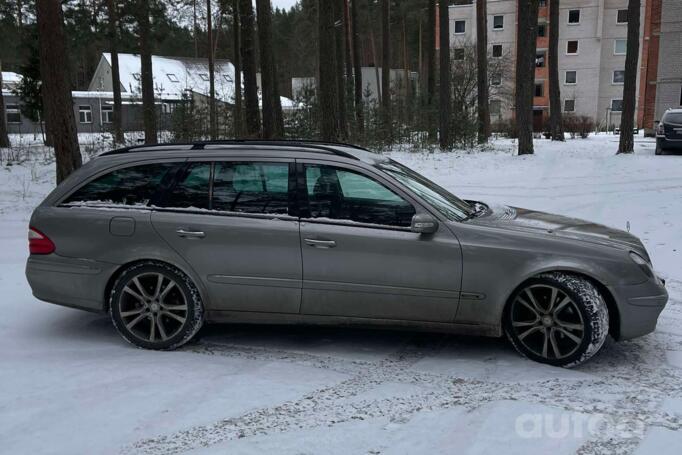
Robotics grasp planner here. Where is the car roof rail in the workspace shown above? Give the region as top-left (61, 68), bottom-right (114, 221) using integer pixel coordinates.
top-left (99, 139), bottom-right (372, 160)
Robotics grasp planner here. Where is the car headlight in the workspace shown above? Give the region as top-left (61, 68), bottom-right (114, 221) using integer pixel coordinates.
top-left (629, 251), bottom-right (654, 279)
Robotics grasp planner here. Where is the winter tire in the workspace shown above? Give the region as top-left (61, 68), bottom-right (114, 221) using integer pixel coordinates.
top-left (110, 261), bottom-right (204, 350)
top-left (504, 272), bottom-right (609, 368)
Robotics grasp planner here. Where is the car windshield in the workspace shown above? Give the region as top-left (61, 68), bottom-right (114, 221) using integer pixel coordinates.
top-left (377, 160), bottom-right (474, 221)
top-left (663, 113), bottom-right (682, 124)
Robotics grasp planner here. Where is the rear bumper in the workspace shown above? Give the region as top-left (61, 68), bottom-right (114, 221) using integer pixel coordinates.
top-left (25, 255), bottom-right (114, 313)
top-left (608, 277), bottom-right (668, 340)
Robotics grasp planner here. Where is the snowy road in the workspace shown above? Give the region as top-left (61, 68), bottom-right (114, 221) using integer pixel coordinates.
top-left (1, 135), bottom-right (681, 454)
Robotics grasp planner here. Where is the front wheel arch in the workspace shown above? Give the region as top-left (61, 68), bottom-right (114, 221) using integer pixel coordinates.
top-left (502, 270), bottom-right (620, 341)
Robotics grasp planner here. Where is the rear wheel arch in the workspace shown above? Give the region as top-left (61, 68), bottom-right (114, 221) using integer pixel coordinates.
top-left (103, 259), bottom-right (208, 313)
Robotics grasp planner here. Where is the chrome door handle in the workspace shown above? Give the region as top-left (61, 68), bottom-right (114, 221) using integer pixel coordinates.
top-left (176, 228), bottom-right (205, 239)
top-left (304, 238), bottom-right (336, 248)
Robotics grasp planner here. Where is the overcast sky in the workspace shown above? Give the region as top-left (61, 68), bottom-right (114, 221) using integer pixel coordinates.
top-left (272, 0), bottom-right (298, 10)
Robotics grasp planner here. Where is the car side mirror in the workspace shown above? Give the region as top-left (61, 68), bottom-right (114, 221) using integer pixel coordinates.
top-left (411, 214), bottom-right (439, 234)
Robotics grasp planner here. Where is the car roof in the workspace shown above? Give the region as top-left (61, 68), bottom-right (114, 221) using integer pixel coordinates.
top-left (98, 139), bottom-right (387, 165)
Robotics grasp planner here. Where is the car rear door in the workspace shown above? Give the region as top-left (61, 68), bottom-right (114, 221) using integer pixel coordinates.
top-left (150, 158), bottom-right (303, 314)
top-left (297, 160), bottom-right (462, 323)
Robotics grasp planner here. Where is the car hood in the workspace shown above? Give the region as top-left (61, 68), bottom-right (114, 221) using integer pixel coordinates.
top-left (466, 203), bottom-right (649, 259)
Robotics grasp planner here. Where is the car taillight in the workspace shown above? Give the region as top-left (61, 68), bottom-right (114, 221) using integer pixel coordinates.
top-left (656, 123), bottom-right (665, 136)
top-left (28, 227), bottom-right (55, 255)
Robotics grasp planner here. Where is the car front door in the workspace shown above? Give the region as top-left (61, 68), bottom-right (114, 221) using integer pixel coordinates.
top-left (297, 160), bottom-right (462, 323)
top-left (151, 158), bottom-right (302, 314)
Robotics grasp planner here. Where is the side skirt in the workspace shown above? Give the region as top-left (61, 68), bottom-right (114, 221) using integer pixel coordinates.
top-left (205, 310), bottom-right (502, 337)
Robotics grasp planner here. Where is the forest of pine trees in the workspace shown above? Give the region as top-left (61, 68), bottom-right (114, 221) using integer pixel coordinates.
top-left (0, 0), bottom-right (645, 181)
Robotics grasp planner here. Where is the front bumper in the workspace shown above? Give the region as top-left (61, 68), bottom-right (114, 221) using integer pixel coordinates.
top-left (608, 276), bottom-right (668, 340)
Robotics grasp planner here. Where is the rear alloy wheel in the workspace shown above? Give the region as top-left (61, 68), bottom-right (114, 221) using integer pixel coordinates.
top-left (110, 262), bottom-right (203, 350)
top-left (504, 273), bottom-right (609, 367)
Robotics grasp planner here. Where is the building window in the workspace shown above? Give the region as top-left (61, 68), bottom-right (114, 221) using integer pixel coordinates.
top-left (536, 51), bottom-right (546, 68)
top-left (567, 40), bottom-right (579, 55)
top-left (564, 99), bottom-right (575, 112)
top-left (617, 9), bottom-right (628, 24)
top-left (453, 48), bottom-right (465, 61)
top-left (78, 105), bottom-right (92, 124)
top-left (493, 15), bottom-right (504, 30)
top-left (199, 73), bottom-right (210, 81)
top-left (539, 0), bottom-right (547, 6)
top-left (490, 99), bottom-right (501, 115)
top-left (491, 73), bottom-right (501, 86)
top-left (534, 82), bottom-right (544, 97)
top-left (537, 24), bottom-right (547, 37)
top-left (614, 39), bottom-right (627, 55)
top-left (6, 104), bottom-right (21, 123)
top-left (454, 20), bottom-right (466, 34)
top-left (611, 99), bottom-right (623, 112)
top-left (568, 10), bottom-right (580, 24)
top-left (565, 70), bottom-right (577, 84)
top-left (167, 73), bottom-right (179, 83)
top-left (492, 44), bottom-right (503, 58)
top-left (101, 105), bottom-right (114, 124)
top-left (612, 70), bottom-right (625, 84)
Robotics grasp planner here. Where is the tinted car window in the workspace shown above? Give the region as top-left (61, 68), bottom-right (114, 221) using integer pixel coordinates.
top-left (305, 164), bottom-right (415, 227)
top-left (64, 163), bottom-right (177, 207)
top-left (163, 162), bottom-right (211, 209)
top-left (663, 112), bottom-right (682, 124)
top-left (213, 162), bottom-right (289, 214)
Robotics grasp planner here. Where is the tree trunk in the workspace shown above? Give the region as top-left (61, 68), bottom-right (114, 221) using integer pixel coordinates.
top-left (319, 0), bottom-right (341, 141)
top-left (617, 0), bottom-right (641, 154)
top-left (137, 0), bottom-right (157, 144)
top-left (334, 0), bottom-right (347, 139)
top-left (239, 0), bottom-right (261, 137)
top-left (257, 0), bottom-right (284, 139)
top-left (343, 0), bottom-right (353, 85)
top-left (548, 0), bottom-right (564, 141)
top-left (476, 0), bottom-right (490, 144)
top-left (425, 0), bottom-right (436, 141)
top-left (515, 0), bottom-right (540, 155)
top-left (106, 0), bottom-right (124, 145)
top-left (380, 0), bottom-right (391, 140)
top-left (438, 0), bottom-right (450, 148)
top-left (36, 0), bottom-right (82, 183)
top-left (232, 0), bottom-right (243, 137)
top-left (0, 63), bottom-right (10, 148)
top-left (350, 0), bottom-right (364, 135)
top-left (207, 0), bottom-right (217, 139)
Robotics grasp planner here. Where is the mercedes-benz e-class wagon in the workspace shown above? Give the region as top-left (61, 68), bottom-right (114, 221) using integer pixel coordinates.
top-left (26, 140), bottom-right (668, 367)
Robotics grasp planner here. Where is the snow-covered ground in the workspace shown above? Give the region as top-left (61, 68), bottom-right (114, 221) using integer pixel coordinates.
top-left (1, 134), bottom-right (681, 454)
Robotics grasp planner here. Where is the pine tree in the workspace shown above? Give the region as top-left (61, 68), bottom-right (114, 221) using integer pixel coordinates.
top-left (515, 0), bottom-right (540, 155)
top-left (257, 0), bottom-right (284, 139)
top-left (438, 0), bottom-right (450, 148)
top-left (239, 0), bottom-right (261, 137)
top-left (548, 0), bottom-right (564, 141)
top-left (36, 0), bottom-right (82, 182)
top-left (476, 0), bottom-right (490, 144)
top-left (136, 0), bottom-right (157, 144)
top-left (617, 0), bottom-right (641, 154)
top-left (106, 0), bottom-right (125, 144)
top-left (318, 0), bottom-right (341, 141)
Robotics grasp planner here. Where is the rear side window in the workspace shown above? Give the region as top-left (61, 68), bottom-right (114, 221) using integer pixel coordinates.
top-left (213, 162), bottom-right (289, 214)
top-left (63, 163), bottom-right (177, 207)
top-left (163, 162), bottom-right (211, 210)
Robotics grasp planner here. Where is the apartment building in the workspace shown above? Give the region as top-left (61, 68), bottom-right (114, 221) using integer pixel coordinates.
top-left (449, 0), bottom-right (645, 131)
top-left (653, 0), bottom-right (682, 127)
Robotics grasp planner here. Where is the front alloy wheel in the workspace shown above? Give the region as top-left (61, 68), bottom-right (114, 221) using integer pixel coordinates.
top-left (504, 273), bottom-right (609, 367)
top-left (110, 262), bottom-right (203, 350)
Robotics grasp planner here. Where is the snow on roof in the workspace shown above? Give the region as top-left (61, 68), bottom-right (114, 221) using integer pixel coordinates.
top-left (2, 71), bottom-right (22, 84)
top-left (102, 53), bottom-right (236, 103)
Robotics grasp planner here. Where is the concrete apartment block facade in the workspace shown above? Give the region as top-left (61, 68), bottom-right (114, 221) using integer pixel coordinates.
top-left (448, 0), bottom-right (645, 130)
top-left (654, 0), bottom-right (682, 124)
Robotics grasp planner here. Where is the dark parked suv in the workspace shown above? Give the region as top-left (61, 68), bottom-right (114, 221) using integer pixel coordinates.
top-left (26, 140), bottom-right (667, 367)
top-left (656, 109), bottom-right (682, 155)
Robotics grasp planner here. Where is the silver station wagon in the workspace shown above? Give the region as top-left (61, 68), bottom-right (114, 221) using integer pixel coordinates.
top-left (26, 140), bottom-right (668, 367)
